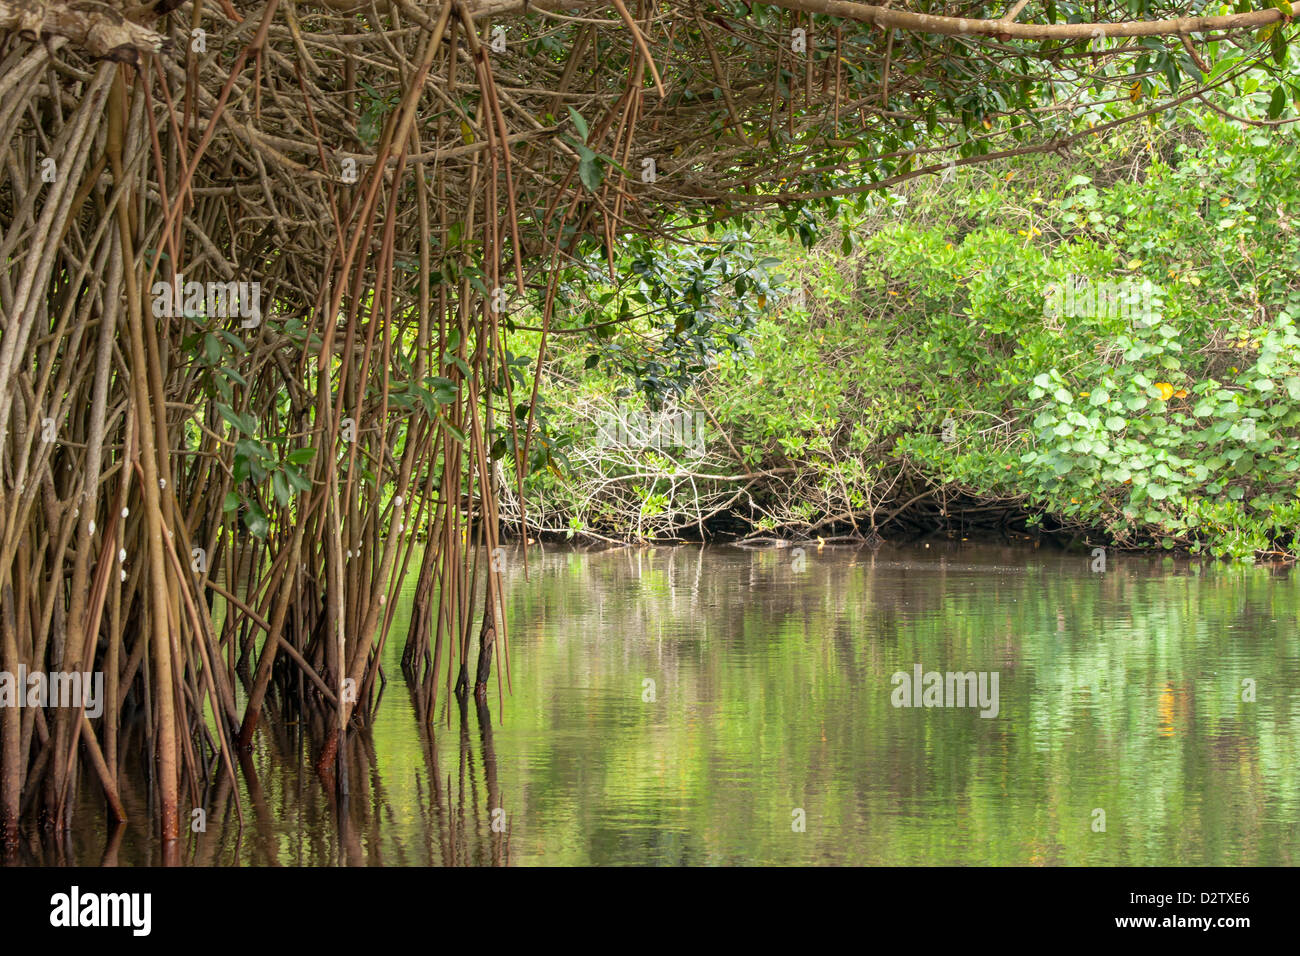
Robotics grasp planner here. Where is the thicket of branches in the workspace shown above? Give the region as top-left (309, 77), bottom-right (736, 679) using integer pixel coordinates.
top-left (0, 0), bottom-right (1288, 850)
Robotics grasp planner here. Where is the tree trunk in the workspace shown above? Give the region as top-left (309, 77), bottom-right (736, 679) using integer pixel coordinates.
top-left (473, 581), bottom-right (496, 700)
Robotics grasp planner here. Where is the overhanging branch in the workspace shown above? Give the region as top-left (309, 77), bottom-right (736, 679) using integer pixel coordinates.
top-left (295, 0), bottom-right (1287, 40)
top-left (758, 0), bottom-right (1285, 39)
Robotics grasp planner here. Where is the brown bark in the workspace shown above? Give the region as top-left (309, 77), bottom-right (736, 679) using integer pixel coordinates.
top-left (472, 582), bottom-right (495, 700)
top-left (0, 586), bottom-right (21, 844)
top-left (0, 0), bottom-right (166, 61)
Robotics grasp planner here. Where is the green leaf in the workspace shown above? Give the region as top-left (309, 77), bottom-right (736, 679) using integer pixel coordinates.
top-left (272, 469), bottom-right (291, 507)
top-left (1270, 85), bottom-right (1287, 119)
top-left (440, 415), bottom-right (468, 445)
top-left (579, 153), bottom-right (604, 192)
top-left (244, 503), bottom-right (269, 539)
top-left (285, 466), bottom-right (312, 492)
top-left (218, 367), bottom-right (249, 387)
top-left (567, 107), bottom-right (589, 142)
top-left (215, 403), bottom-right (256, 435)
top-left (428, 376), bottom-right (459, 404)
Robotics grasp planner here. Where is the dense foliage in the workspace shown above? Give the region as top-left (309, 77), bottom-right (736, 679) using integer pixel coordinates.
top-left (525, 85), bottom-right (1300, 561)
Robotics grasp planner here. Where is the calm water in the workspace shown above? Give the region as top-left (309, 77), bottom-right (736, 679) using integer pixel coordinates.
top-left (32, 541), bottom-right (1300, 865)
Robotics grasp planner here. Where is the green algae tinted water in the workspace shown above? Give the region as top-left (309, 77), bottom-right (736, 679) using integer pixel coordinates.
top-left (42, 541), bottom-right (1300, 866)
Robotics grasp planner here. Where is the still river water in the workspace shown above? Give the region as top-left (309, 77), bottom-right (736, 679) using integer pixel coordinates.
top-left (43, 540), bottom-right (1300, 865)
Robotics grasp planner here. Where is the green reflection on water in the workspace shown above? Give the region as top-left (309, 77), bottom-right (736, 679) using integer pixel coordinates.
top-left (58, 541), bottom-right (1300, 865)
